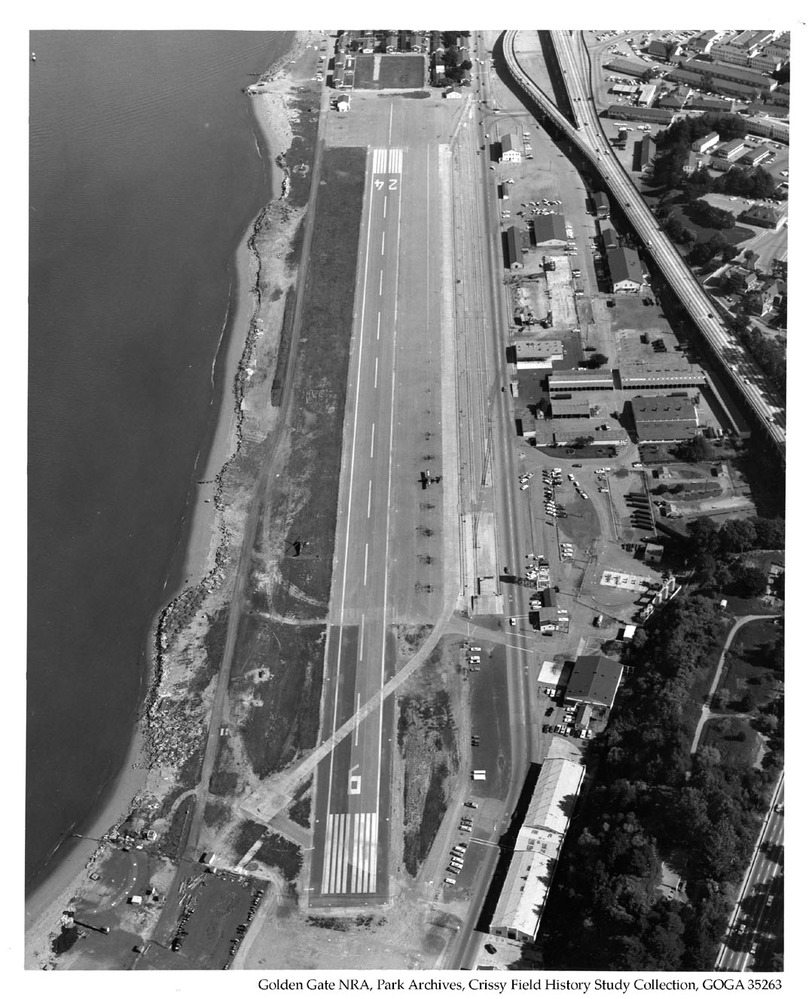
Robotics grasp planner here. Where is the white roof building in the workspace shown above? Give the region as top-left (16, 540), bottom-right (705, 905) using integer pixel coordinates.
top-left (490, 757), bottom-right (585, 943)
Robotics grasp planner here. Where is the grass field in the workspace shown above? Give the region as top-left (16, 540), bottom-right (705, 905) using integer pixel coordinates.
top-left (353, 53), bottom-right (426, 90)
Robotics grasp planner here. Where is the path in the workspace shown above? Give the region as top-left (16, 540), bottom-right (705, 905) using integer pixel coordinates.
top-left (690, 614), bottom-right (778, 755)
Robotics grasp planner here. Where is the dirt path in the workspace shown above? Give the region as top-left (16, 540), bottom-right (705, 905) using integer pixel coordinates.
top-left (690, 614), bottom-right (778, 755)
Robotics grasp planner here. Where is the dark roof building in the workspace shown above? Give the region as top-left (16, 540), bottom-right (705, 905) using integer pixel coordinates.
top-left (505, 226), bottom-right (524, 269)
top-left (534, 214), bottom-right (567, 244)
top-left (599, 223), bottom-right (617, 249)
top-left (548, 370), bottom-right (614, 392)
top-left (607, 246), bottom-right (646, 293)
top-left (630, 395), bottom-right (699, 442)
top-left (565, 655), bottom-right (624, 709)
top-left (593, 191), bottom-right (610, 218)
top-left (605, 56), bottom-right (651, 78)
top-left (639, 134), bottom-right (656, 172)
top-left (550, 398), bottom-right (592, 419)
top-left (737, 203), bottom-right (787, 230)
top-left (619, 363), bottom-right (706, 389)
top-left (606, 105), bottom-right (674, 124)
top-left (680, 58), bottom-right (776, 90)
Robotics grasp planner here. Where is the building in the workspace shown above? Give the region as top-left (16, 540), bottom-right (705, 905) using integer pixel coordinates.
top-left (745, 116), bottom-right (789, 142)
top-left (607, 246), bottom-right (646, 293)
top-left (515, 406), bottom-right (537, 439)
top-left (647, 39), bottom-right (679, 62)
top-left (489, 758), bottom-right (585, 943)
top-left (500, 133), bottom-right (522, 163)
top-left (533, 214), bottom-right (567, 244)
top-left (639, 134), bottom-right (656, 173)
top-left (443, 86), bottom-right (464, 99)
top-left (739, 147), bottom-right (769, 167)
top-left (514, 339), bottom-right (565, 369)
top-left (552, 422), bottom-right (629, 447)
top-left (618, 363), bottom-right (706, 390)
top-left (687, 95), bottom-right (736, 112)
top-left (548, 370), bottom-right (614, 392)
top-left (746, 101), bottom-right (789, 120)
top-left (593, 191), bottom-right (610, 219)
top-left (550, 397), bottom-right (591, 419)
top-left (504, 226), bottom-right (524, 270)
top-left (710, 79), bottom-right (765, 102)
top-left (712, 137), bottom-right (747, 163)
top-left (659, 88), bottom-right (690, 111)
top-left (610, 83), bottom-right (638, 96)
top-left (630, 395), bottom-right (699, 442)
top-left (749, 51), bottom-right (782, 74)
top-left (666, 67), bottom-right (709, 89)
top-left (599, 222), bottom-right (618, 249)
top-left (605, 56), bottom-right (651, 78)
top-left (606, 105), bottom-right (674, 125)
top-left (687, 31), bottom-right (722, 55)
top-left (681, 58), bottom-right (776, 91)
top-left (564, 655), bottom-right (624, 710)
top-left (737, 203), bottom-right (787, 230)
top-left (691, 131), bottom-right (720, 154)
top-left (637, 83), bottom-right (658, 106)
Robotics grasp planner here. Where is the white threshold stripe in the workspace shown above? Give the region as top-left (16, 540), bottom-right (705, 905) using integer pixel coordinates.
top-left (321, 812), bottom-right (334, 894)
top-left (321, 813), bottom-right (379, 895)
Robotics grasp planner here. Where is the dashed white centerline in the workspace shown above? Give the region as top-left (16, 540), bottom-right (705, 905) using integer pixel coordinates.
top-left (378, 270), bottom-right (383, 295)
top-left (381, 232), bottom-right (385, 256)
top-left (370, 423), bottom-right (375, 457)
top-left (376, 313), bottom-right (381, 340)
top-left (363, 543), bottom-right (369, 585)
top-left (355, 694), bottom-right (361, 746)
top-left (374, 356), bottom-right (379, 388)
top-left (367, 479), bottom-right (373, 518)
top-left (384, 195), bottom-right (387, 219)
top-left (359, 613), bottom-right (365, 660)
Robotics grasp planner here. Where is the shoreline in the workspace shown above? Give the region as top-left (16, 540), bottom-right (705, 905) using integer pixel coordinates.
top-left (24, 29), bottom-right (322, 965)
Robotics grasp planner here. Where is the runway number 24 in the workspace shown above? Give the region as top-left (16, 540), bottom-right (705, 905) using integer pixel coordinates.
top-left (374, 179), bottom-right (398, 190)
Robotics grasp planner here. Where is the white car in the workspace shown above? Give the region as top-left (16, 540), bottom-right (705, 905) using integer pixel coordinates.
top-left (445, 878), bottom-right (457, 885)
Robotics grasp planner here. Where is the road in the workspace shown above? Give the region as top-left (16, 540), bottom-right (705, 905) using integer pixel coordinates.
top-left (716, 772), bottom-right (784, 972)
top-left (500, 30), bottom-right (785, 457)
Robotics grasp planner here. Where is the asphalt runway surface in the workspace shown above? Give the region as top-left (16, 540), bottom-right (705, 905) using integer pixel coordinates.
top-left (310, 103), bottom-right (450, 905)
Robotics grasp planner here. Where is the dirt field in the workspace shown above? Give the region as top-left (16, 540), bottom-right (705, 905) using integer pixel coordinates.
top-left (353, 54), bottom-right (426, 90)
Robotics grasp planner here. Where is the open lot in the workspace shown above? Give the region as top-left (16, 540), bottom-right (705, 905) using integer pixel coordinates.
top-left (353, 54), bottom-right (426, 90)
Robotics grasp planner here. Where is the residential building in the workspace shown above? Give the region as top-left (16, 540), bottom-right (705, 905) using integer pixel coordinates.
top-left (500, 133), bottom-right (522, 164)
top-left (489, 758), bottom-right (585, 943)
top-left (691, 131), bottom-right (720, 154)
top-left (443, 86), bottom-right (463, 99)
top-left (565, 655), bottom-right (624, 710)
top-left (607, 246), bottom-right (646, 293)
top-left (630, 395), bottom-right (699, 442)
top-left (504, 226), bottom-right (524, 270)
top-left (335, 94), bottom-right (350, 112)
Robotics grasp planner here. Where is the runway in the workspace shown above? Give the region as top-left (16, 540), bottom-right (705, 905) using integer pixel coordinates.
top-left (309, 108), bottom-right (448, 904)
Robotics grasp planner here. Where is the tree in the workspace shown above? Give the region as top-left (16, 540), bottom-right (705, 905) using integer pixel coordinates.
top-left (676, 436), bottom-right (714, 463)
top-left (572, 435), bottom-right (595, 448)
top-left (729, 562), bottom-right (769, 597)
top-left (589, 352), bottom-right (609, 368)
top-left (686, 199), bottom-right (736, 230)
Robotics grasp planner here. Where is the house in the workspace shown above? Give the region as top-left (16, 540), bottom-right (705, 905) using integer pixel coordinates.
top-left (607, 246), bottom-right (646, 293)
top-left (504, 226), bottom-right (524, 270)
top-left (746, 277), bottom-right (786, 315)
top-left (737, 203), bottom-right (787, 230)
top-left (500, 133), bottom-right (522, 163)
top-left (564, 655), bottom-right (624, 710)
top-left (630, 395), bottom-right (699, 443)
top-left (533, 214), bottom-right (567, 244)
top-left (593, 191), bottom-right (610, 219)
top-left (335, 94), bottom-right (350, 112)
top-left (691, 131), bottom-right (720, 154)
top-left (443, 86), bottom-right (463, 99)
top-left (385, 33), bottom-right (398, 53)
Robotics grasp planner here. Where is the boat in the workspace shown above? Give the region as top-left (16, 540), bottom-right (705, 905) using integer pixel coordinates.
top-left (31, 52), bottom-right (36, 62)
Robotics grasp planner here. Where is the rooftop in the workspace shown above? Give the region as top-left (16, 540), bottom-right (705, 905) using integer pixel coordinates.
top-left (566, 655), bottom-right (624, 708)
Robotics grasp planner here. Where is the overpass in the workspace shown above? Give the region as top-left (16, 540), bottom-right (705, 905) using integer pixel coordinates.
top-left (501, 29), bottom-right (785, 459)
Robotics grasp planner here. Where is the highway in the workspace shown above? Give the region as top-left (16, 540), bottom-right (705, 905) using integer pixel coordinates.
top-left (716, 772), bottom-right (784, 972)
top-left (501, 30), bottom-right (785, 457)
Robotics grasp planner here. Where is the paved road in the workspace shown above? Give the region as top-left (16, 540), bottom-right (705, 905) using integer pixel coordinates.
top-left (716, 772), bottom-right (784, 972)
top-left (501, 30), bottom-right (785, 457)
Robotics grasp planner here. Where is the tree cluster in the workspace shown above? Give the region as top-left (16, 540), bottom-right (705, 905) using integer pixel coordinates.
top-left (733, 322), bottom-right (786, 397)
top-left (684, 517), bottom-right (784, 597)
top-left (538, 594), bottom-right (778, 971)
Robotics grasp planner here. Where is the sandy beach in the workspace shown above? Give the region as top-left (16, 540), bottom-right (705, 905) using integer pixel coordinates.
top-left (24, 28), bottom-right (326, 969)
